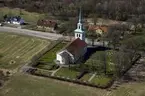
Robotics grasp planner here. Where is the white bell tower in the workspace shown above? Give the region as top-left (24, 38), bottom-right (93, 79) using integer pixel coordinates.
top-left (74, 8), bottom-right (85, 41)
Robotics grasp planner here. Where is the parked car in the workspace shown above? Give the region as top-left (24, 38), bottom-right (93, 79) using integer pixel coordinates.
top-left (0, 22), bottom-right (4, 26)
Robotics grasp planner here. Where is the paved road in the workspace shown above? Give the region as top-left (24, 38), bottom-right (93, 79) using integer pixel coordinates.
top-left (0, 26), bottom-right (109, 46)
top-left (0, 26), bottom-right (63, 40)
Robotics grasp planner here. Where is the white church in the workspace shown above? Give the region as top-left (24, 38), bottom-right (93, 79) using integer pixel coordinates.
top-left (56, 9), bottom-right (87, 65)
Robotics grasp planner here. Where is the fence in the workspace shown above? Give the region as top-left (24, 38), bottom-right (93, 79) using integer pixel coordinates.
top-left (27, 68), bottom-right (114, 89)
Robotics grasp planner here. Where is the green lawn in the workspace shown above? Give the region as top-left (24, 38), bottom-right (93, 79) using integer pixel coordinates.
top-left (39, 42), bottom-right (66, 63)
top-left (55, 68), bottom-right (79, 79)
top-left (90, 75), bottom-right (112, 86)
top-left (0, 32), bottom-right (51, 69)
top-left (80, 73), bottom-right (93, 81)
top-left (36, 42), bottom-right (67, 70)
top-left (1, 73), bottom-right (145, 96)
top-left (35, 68), bottom-right (52, 76)
top-left (36, 63), bottom-right (54, 70)
top-left (85, 50), bottom-right (116, 74)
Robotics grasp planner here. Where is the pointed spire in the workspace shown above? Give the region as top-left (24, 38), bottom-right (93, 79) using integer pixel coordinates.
top-left (79, 7), bottom-right (82, 23)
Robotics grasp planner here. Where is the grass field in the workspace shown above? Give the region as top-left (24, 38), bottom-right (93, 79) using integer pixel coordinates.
top-left (1, 73), bottom-right (145, 96)
top-left (0, 73), bottom-right (107, 96)
top-left (0, 32), bottom-right (50, 69)
top-left (0, 7), bottom-right (45, 22)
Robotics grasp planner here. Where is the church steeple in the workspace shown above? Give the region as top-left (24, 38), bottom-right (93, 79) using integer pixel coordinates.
top-left (79, 7), bottom-right (82, 23)
top-left (74, 7), bottom-right (85, 41)
top-left (77, 7), bottom-right (83, 31)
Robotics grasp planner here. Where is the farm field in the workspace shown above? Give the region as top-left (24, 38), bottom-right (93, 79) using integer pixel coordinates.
top-left (0, 32), bottom-right (51, 69)
top-left (1, 73), bottom-right (145, 96)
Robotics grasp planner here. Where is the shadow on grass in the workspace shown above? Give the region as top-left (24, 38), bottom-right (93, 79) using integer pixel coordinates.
top-left (83, 46), bottom-right (111, 63)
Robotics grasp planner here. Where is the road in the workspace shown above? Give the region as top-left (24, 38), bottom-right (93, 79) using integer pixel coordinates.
top-left (0, 26), bottom-right (63, 40)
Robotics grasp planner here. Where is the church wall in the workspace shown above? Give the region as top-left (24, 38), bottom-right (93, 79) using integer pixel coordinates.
top-left (73, 47), bottom-right (86, 63)
top-left (56, 54), bottom-right (64, 64)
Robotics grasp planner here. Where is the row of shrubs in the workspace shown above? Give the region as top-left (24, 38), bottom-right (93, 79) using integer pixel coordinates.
top-left (27, 68), bottom-right (114, 89)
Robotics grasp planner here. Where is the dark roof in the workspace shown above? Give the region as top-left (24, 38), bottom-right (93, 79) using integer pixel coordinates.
top-left (64, 38), bottom-right (87, 56)
top-left (37, 19), bottom-right (57, 28)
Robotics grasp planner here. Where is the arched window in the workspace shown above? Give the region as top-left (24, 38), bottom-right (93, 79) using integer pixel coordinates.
top-left (77, 34), bottom-right (78, 37)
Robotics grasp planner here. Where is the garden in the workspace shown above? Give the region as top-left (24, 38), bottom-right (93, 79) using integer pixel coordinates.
top-left (32, 43), bottom-right (140, 88)
top-left (32, 50), bottom-right (118, 88)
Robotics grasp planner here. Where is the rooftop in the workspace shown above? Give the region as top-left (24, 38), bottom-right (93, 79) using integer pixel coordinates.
top-left (37, 19), bottom-right (57, 28)
top-left (88, 25), bottom-right (108, 33)
top-left (64, 38), bottom-right (87, 56)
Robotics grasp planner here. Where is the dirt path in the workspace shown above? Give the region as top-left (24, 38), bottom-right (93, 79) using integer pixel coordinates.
top-left (51, 66), bottom-right (62, 76)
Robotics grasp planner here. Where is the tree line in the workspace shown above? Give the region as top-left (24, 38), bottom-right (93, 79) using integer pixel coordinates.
top-left (1, 0), bottom-right (145, 21)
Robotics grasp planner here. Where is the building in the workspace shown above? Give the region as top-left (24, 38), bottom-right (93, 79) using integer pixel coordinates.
top-left (37, 19), bottom-right (57, 32)
top-left (5, 16), bottom-right (24, 25)
top-left (56, 8), bottom-right (87, 65)
top-left (88, 25), bottom-right (108, 36)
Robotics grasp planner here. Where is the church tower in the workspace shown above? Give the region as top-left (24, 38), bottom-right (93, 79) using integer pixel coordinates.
top-left (74, 8), bottom-right (85, 41)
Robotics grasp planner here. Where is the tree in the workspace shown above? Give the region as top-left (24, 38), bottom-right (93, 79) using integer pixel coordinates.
top-left (113, 51), bottom-right (131, 77)
top-left (86, 30), bottom-right (99, 46)
top-left (127, 17), bottom-right (139, 34)
top-left (138, 15), bottom-right (145, 27)
top-left (105, 25), bottom-right (122, 49)
top-left (121, 36), bottom-right (145, 62)
top-left (60, 18), bottom-right (76, 36)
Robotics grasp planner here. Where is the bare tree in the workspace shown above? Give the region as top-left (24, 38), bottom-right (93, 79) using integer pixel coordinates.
top-left (86, 30), bottom-right (100, 46)
top-left (105, 25), bottom-right (122, 49)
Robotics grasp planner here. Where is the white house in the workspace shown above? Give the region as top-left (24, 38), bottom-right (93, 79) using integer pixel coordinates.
top-left (56, 8), bottom-right (87, 65)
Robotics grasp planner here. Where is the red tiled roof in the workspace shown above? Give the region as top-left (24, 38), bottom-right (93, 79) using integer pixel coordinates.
top-left (65, 38), bottom-right (87, 56)
top-left (37, 19), bottom-right (57, 28)
top-left (88, 25), bottom-right (108, 33)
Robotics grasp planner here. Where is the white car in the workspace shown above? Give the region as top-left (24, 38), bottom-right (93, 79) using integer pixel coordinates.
top-left (0, 22), bottom-right (4, 26)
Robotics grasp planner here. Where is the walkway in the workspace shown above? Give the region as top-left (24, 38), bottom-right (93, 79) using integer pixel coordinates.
top-left (51, 66), bottom-right (62, 76)
top-left (88, 73), bottom-right (96, 82)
